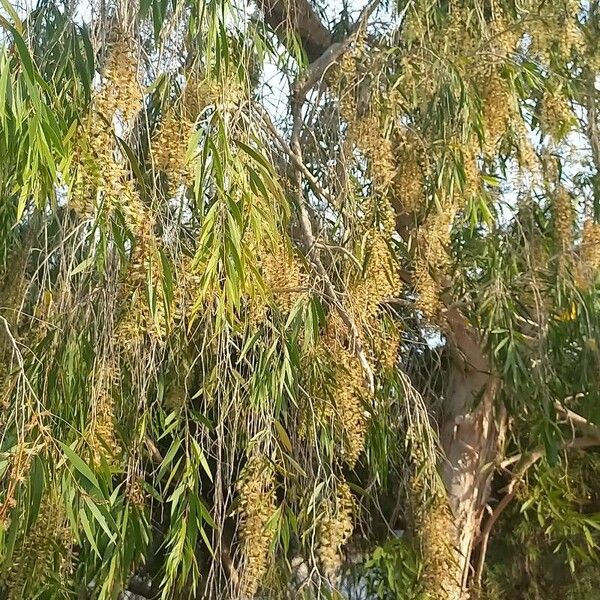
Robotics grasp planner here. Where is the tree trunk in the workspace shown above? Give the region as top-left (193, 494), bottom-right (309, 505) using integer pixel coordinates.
top-left (422, 309), bottom-right (504, 599)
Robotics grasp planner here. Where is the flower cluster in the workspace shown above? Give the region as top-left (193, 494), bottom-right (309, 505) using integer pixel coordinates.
top-left (236, 454), bottom-right (277, 597)
top-left (316, 482), bottom-right (354, 579)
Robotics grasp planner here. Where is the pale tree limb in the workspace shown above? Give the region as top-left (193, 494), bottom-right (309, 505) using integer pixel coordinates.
top-left (500, 401), bottom-right (600, 470)
top-left (555, 399), bottom-right (600, 438)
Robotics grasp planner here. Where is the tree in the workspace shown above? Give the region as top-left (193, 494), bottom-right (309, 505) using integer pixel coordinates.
top-left (0, 0), bottom-right (599, 598)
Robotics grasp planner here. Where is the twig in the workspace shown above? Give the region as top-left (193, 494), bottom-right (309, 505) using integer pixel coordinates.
top-left (258, 109), bottom-right (339, 208)
top-left (315, 241), bottom-right (363, 271)
top-left (474, 486), bottom-right (517, 586)
top-left (289, 81), bottom-right (375, 393)
top-left (475, 433), bottom-right (600, 586)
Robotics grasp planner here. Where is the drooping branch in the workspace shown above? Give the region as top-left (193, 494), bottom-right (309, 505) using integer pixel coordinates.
top-left (257, 0), bottom-right (385, 394)
top-left (288, 91), bottom-right (376, 393)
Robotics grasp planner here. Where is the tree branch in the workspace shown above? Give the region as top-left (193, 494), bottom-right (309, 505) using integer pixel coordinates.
top-left (475, 395), bottom-right (600, 585)
top-left (289, 70), bottom-right (375, 393)
top-left (501, 401), bottom-right (600, 470)
top-left (258, 108), bottom-right (340, 208)
top-left (257, 0), bottom-right (333, 63)
top-left (292, 0), bottom-right (381, 101)
top-left (555, 400), bottom-right (600, 439)
top-left (475, 427), bottom-right (600, 586)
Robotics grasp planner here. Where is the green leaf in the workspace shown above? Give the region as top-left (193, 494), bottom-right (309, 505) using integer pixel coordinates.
top-left (274, 419), bottom-right (292, 453)
top-left (27, 455), bottom-right (45, 530)
top-left (0, 0), bottom-right (22, 33)
top-left (157, 438), bottom-right (182, 482)
top-left (84, 496), bottom-right (117, 544)
top-left (191, 439), bottom-right (213, 482)
top-left (80, 507), bottom-right (102, 558)
top-left (0, 21), bottom-right (36, 87)
top-left (58, 441), bottom-right (102, 495)
top-left (71, 256), bottom-right (95, 276)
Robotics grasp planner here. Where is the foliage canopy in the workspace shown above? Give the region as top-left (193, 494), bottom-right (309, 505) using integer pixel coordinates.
top-left (0, 0), bottom-right (600, 598)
